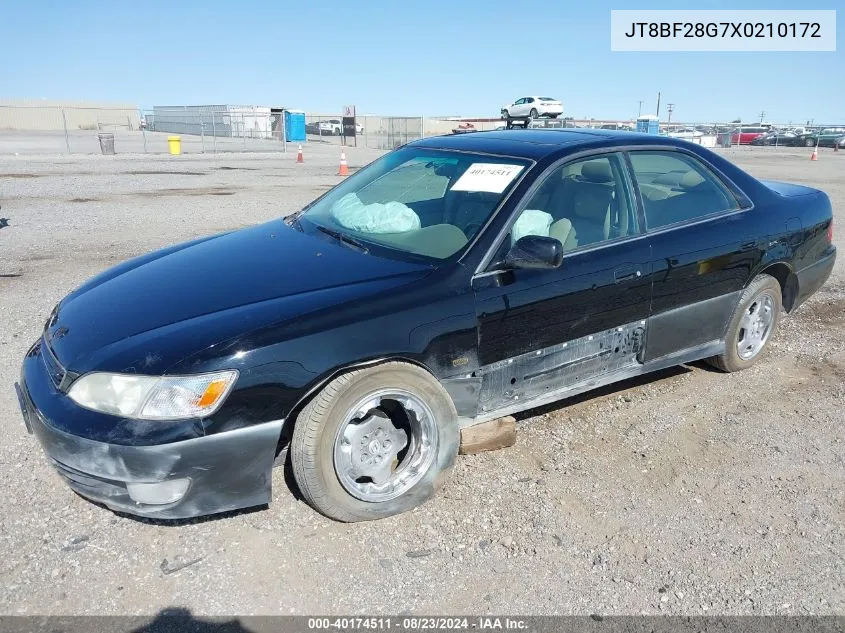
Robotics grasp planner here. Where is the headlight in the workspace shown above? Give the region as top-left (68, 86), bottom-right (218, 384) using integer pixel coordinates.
top-left (67, 370), bottom-right (238, 420)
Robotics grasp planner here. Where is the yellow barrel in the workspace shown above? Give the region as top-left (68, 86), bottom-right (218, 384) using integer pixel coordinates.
top-left (167, 136), bottom-right (182, 155)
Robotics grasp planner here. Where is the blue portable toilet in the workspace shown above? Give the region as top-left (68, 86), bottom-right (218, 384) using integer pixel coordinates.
top-left (636, 115), bottom-right (660, 135)
top-left (284, 110), bottom-right (306, 142)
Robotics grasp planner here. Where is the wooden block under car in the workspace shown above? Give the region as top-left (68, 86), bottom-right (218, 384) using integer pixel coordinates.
top-left (459, 416), bottom-right (517, 455)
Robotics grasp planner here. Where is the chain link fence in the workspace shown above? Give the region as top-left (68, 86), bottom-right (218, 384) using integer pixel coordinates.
top-left (0, 105), bottom-right (142, 155)
top-left (139, 106), bottom-right (289, 154)
top-left (0, 104), bottom-right (838, 156)
top-left (0, 105), bottom-right (428, 155)
top-left (302, 115), bottom-right (425, 150)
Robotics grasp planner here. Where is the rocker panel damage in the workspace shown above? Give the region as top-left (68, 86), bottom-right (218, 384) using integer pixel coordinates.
top-left (477, 321), bottom-right (646, 415)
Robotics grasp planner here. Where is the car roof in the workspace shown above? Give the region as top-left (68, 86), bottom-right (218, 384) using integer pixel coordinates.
top-left (410, 128), bottom-right (690, 160)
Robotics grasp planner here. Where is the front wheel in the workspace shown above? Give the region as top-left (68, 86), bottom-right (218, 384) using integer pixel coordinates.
top-left (706, 274), bottom-right (782, 372)
top-left (291, 362), bottom-right (459, 522)
top-left (529, 108), bottom-right (539, 119)
top-left (805, 137), bottom-right (815, 147)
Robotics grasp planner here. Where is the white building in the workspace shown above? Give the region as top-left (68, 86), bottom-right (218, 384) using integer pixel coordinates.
top-left (151, 105), bottom-right (274, 138)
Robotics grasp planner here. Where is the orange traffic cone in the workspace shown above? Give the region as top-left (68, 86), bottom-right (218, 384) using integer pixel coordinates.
top-left (338, 151), bottom-right (349, 176)
top-left (296, 145), bottom-right (303, 163)
top-left (810, 148), bottom-right (818, 161)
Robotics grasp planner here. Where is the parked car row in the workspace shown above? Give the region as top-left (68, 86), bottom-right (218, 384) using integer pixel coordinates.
top-left (716, 125), bottom-right (845, 148)
top-left (473, 107), bottom-right (843, 148)
top-left (747, 127), bottom-right (845, 148)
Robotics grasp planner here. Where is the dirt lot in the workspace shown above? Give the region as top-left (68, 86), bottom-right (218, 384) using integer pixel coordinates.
top-left (0, 143), bottom-right (842, 617)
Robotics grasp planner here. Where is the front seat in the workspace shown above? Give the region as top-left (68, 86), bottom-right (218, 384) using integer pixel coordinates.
top-left (568, 160), bottom-right (614, 246)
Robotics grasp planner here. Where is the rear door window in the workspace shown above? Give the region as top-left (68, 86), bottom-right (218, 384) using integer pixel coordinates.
top-left (628, 151), bottom-right (739, 230)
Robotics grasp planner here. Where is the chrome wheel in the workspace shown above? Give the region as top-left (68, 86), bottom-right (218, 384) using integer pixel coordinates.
top-left (333, 389), bottom-right (437, 503)
top-left (737, 292), bottom-right (775, 360)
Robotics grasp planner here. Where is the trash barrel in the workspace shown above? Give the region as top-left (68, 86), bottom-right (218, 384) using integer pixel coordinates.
top-left (97, 133), bottom-right (115, 155)
top-left (167, 136), bottom-right (182, 155)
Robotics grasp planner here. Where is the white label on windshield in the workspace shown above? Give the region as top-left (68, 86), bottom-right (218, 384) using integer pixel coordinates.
top-left (451, 163), bottom-right (524, 193)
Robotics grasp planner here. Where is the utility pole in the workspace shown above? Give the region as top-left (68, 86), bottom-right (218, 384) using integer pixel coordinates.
top-left (637, 100), bottom-right (643, 117)
top-left (667, 103), bottom-right (675, 127)
top-left (655, 92), bottom-right (661, 118)
top-left (759, 110), bottom-right (766, 123)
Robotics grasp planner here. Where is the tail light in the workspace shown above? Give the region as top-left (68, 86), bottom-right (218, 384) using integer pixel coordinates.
top-left (827, 220), bottom-right (833, 243)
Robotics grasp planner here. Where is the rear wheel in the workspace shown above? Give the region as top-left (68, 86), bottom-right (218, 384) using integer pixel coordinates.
top-left (291, 362), bottom-right (459, 522)
top-left (529, 108), bottom-right (539, 120)
top-left (805, 137), bottom-right (815, 147)
top-left (706, 274), bottom-right (782, 373)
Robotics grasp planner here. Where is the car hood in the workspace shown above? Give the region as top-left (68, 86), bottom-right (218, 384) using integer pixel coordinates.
top-left (46, 221), bottom-right (431, 371)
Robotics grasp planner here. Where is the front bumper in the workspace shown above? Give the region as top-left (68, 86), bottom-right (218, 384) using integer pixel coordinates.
top-left (16, 351), bottom-right (283, 520)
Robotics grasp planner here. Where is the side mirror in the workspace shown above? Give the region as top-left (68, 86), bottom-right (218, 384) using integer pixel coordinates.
top-left (502, 235), bottom-right (564, 270)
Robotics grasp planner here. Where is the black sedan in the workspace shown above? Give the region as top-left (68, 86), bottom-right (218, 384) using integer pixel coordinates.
top-left (16, 129), bottom-right (836, 523)
top-left (750, 131), bottom-right (800, 146)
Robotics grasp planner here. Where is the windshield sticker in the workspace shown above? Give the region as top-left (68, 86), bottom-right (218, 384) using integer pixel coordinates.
top-left (451, 163), bottom-right (524, 193)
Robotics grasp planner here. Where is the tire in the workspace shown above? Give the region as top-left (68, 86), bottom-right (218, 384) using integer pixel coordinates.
top-left (291, 362), bottom-right (459, 522)
top-left (805, 137), bottom-right (815, 147)
top-left (502, 109), bottom-right (509, 120)
top-left (529, 108), bottom-right (539, 119)
top-left (706, 274), bottom-right (782, 373)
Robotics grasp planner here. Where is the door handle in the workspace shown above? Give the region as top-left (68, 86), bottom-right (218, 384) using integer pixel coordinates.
top-left (614, 266), bottom-right (641, 282)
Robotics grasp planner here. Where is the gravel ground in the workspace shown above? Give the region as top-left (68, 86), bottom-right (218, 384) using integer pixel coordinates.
top-left (0, 143), bottom-right (842, 617)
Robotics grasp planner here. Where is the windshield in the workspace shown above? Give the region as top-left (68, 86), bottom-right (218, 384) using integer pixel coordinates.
top-left (298, 147), bottom-right (531, 261)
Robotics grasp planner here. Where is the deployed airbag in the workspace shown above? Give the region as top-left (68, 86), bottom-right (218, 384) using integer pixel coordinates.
top-left (511, 209), bottom-right (554, 245)
top-left (331, 193), bottom-right (421, 234)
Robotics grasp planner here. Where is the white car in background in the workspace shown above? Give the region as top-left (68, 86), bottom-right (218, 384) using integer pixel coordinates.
top-left (501, 97), bottom-right (563, 121)
top-left (667, 127), bottom-right (704, 140)
top-left (317, 119), bottom-right (365, 135)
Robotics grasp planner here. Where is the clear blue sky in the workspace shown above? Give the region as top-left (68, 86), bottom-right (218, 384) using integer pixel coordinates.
top-left (1, 0), bottom-right (842, 123)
